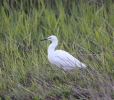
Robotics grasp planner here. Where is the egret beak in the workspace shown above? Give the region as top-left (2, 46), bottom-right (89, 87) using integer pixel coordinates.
top-left (40, 38), bottom-right (48, 41)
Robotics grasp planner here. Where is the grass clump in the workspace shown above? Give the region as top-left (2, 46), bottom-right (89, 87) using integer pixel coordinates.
top-left (0, 0), bottom-right (114, 100)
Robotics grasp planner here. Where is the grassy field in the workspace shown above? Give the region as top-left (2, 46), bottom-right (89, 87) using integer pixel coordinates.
top-left (0, 0), bottom-right (114, 100)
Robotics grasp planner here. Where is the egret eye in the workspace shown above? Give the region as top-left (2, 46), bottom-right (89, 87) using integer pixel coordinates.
top-left (48, 37), bottom-right (51, 39)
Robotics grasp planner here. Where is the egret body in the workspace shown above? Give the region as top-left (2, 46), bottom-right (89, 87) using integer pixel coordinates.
top-left (40, 35), bottom-right (86, 71)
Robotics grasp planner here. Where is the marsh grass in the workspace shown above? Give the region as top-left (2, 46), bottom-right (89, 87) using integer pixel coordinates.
top-left (0, 0), bottom-right (114, 100)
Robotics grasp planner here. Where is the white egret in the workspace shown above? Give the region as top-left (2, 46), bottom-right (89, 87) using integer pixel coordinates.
top-left (40, 35), bottom-right (86, 71)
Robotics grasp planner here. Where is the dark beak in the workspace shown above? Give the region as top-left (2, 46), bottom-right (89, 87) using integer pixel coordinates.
top-left (40, 38), bottom-right (48, 41)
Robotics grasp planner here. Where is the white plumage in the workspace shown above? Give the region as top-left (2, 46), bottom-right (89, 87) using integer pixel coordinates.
top-left (40, 35), bottom-right (86, 71)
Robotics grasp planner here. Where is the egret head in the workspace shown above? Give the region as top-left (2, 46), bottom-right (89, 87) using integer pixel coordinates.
top-left (40, 35), bottom-right (58, 42)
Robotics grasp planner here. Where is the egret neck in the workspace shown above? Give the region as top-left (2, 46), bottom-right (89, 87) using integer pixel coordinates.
top-left (48, 38), bottom-right (58, 54)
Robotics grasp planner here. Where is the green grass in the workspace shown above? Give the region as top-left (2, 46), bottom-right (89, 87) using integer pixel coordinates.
top-left (0, 0), bottom-right (114, 99)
